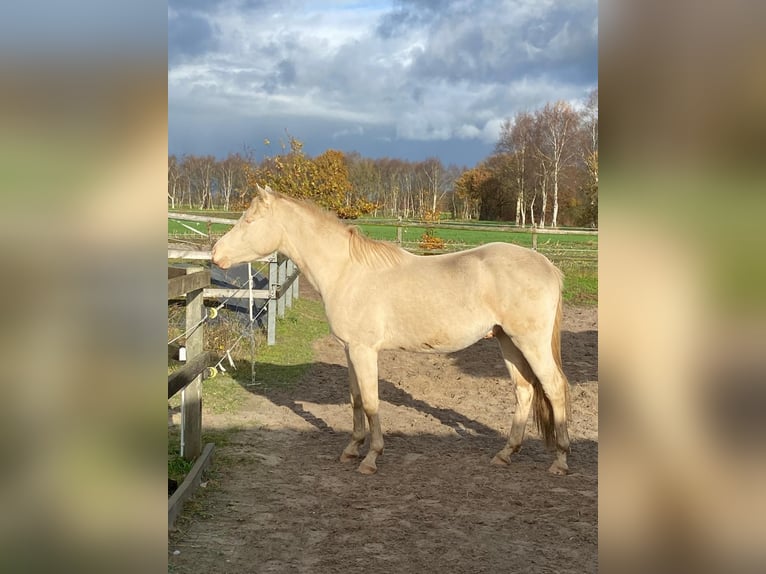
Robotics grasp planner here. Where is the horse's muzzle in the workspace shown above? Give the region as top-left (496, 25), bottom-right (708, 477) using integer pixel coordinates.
top-left (210, 245), bottom-right (229, 269)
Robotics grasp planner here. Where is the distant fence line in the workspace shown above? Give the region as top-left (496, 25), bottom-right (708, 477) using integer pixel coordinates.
top-left (356, 218), bottom-right (598, 235)
top-left (357, 219), bottom-right (598, 267)
top-left (168, 213), bottom-right (597, 268)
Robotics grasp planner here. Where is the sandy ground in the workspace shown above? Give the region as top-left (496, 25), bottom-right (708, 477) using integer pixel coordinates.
top-left (169, 285), bottom-right (597, 573)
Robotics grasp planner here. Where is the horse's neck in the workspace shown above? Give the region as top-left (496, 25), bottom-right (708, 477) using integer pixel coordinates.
top-left (276, 202), bottom-right (349, 297)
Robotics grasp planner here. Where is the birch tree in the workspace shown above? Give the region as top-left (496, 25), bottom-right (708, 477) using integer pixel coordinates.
top-left (496, 111), bottom-right (536, 226)
top-left (168, 155), bottom-right (180, 209)
top-left (535, 101), bottom-right (580, 227)
top-left (217, 153), bottom-right (247, 211)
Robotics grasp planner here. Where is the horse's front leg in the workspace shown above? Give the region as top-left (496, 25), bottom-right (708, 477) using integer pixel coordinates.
top-left (347, 345), bottom-right (383, 475)
top-left (340, 352), bottom-right (367, 463)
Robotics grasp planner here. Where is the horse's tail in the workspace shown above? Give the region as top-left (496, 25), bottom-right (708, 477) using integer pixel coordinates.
top-left (531, 281), bottom-right (570, 449)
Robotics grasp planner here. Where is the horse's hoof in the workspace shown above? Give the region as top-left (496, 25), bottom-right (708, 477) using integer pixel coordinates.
top-left (548, 462), bottom-right (569, 476)
top-left (491, 454), bottom-right (510, 466)
top-left (357, 463), bottom-right (377, 475)
top-left (340, 452), bottom-right (358, 463)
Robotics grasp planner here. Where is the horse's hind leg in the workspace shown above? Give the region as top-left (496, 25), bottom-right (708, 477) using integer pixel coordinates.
top-left (491, 329), bottom-right (536, 466)
top-left (340, 352), bottom-right (367, 463)
top-left (347, 345), bottom-right (384, 475)
top-left (513, 336), bottom-right (571, 475)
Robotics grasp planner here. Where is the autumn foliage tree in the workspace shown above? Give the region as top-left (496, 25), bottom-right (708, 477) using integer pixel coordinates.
top-left (248, 137), bottom-right (376, 218)
top-left (453, 166), bottom-right (489, 219)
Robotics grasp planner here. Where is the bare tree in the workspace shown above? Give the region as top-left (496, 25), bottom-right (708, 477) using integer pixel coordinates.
top-left (535, 101), bottom-right (581, 227)
top-left (168, 155), bottom-right (180, 209)
top-left (217, 153), bottom-right (248, 211)
top-left (420, 157), bottom-right (450, 215)
top-left (580, 88), bottom-right (599, 226)
top-left (497, 112), bottom-right (537, 226)
top-left (187, 155), bottom-right (216, 209)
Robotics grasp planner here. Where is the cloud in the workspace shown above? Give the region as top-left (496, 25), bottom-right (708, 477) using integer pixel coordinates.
top-left (168, 0), bottom-right (597, 165)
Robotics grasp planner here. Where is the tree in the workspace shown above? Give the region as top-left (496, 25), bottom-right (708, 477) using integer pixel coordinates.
top-left (346, 153), bottom-right (384, 214)
top-left (454, 166), bottom-right (489, 219)
top-left (183, 155), bottom-right (216, 209)
top-left (217, 153), bottom-right (248, 211)
top-left (168, 155), bottom-right (180, 209)
top-left (248, 137), bottom-right (375, 218)
top-left (581, 89), bottom-right (598, 226)
top-left (496, 111), bottom-right (537, 226)
top-left (419, 157), bottom-right (452, 216)
top-left (535, 101), bottom-right (581, 227)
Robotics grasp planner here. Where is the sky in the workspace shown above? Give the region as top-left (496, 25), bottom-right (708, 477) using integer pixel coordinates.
top-left (168, 0), bottom-right (597, 168)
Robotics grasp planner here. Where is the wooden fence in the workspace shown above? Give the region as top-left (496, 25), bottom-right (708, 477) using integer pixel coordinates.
top-left (356, 219), bottom-right (598, 266)
top-left (168, 249), bottom-right (299, 345)
top-left (168, 265), bottom-right (216, 528)
top-left (168, 213), bottom-right (300, 345)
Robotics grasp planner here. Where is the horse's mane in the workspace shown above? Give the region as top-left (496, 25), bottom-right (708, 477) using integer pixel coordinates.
top-left (347, 226), bottom-right (406, 268)
top-left (278, 192), bottom-right (405, 268)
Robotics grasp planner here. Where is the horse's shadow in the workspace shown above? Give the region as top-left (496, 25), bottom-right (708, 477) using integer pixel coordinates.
top-left (227, 328), bottom-right (597, 451)
top-left (446, 330), bottom-right (599, 385)
top-left (233, 361), bottom-right (501, 439)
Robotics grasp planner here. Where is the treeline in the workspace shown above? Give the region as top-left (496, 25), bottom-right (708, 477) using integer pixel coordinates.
top-left (457, 90), bottom-right (598, 227)
top-left (169, 90), bottom-right (597, 226)
top-left (167, 141), bottom-right (464, 219)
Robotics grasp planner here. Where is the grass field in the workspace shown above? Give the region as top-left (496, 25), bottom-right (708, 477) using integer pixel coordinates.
top-left (168, 210), bottom-right (597, 304)
top-left (356, 221), bottom-right (596, 248)
top-left (169, 210), bottom-right (595, 244)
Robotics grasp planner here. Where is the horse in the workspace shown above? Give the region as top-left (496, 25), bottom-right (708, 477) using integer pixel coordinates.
top-left (212, 184), bottom-right (571, 475)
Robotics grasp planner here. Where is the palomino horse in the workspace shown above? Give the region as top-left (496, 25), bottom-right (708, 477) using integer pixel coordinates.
top-left (212, 185), bottom-right (571, 475)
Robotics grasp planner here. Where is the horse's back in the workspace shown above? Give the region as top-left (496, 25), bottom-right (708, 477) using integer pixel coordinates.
top-left (421, 242), bottom-right (560, 285)
top-left (328, 241), bottom-right (561, 351)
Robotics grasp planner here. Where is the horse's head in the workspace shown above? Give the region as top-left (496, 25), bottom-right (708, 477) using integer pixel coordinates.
top-left (211, 184), bottom-right (283, 269)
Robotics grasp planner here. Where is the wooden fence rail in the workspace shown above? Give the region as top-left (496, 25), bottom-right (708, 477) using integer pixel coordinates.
top-left (168, 265), bottom-right (216, 529)
top-left (356, 218), bottom-right (599, 236)
top-left (167, 249), bottom-right (300, 345)
top-left (168, 213), bottom-right (300, 346)
top-left (168, 266), bottom-right (210, 462)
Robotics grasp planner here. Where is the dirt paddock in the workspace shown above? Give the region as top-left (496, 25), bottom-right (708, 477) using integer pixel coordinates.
top-left (169, 287), bottom-right (597, 573)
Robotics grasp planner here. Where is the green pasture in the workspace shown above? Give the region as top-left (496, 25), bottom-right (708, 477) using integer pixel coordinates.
top-left (355, 222), bottom-right (596, 250)
top-left (169, 211), bottom-right (596, 248)
top-left (168, 211), bottom-right (597, 304)
top-left (168, 210), bottom-right (237, 236)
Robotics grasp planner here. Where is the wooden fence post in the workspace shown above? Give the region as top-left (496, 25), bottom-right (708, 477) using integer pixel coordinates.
top-left (181, 267), bottom-right (204, 461)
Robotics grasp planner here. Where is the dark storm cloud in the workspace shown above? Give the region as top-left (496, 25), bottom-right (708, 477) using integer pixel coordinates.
top-left (168, 0), bottom-right (597, 164)
top-left (168, 10), bottom-right (218, 66)
top-left (262, 59), bottom-right (297, 93)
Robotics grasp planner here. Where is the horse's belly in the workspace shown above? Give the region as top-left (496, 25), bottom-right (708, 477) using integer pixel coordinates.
top-left (384, 322), bottom-right (492, 353)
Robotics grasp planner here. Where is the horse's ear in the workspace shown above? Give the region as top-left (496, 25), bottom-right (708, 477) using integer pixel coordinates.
top-left (257, 184), bottom-right (275, 204)
top-left (245, 184), bottom-right (273, 222)
top-left (261, 185), bottom-right (276, 201)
